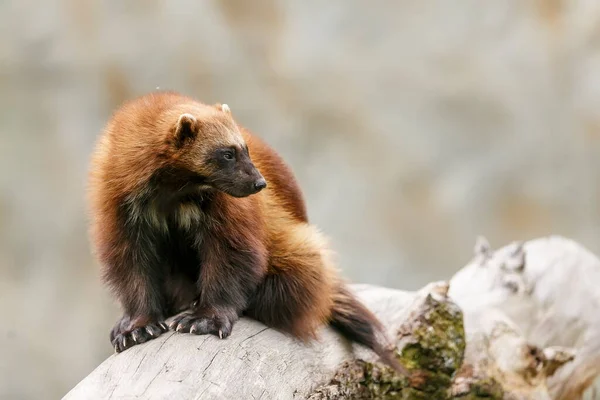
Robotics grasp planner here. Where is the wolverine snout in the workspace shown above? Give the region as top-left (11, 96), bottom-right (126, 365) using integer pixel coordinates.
top-left (244, 161), bottom-right (266, 194)
top-left (253, 178), bottom-right (267, 192)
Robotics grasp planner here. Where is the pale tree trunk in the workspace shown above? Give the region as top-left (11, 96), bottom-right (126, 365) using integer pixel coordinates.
top-left (64, 236), bottom-right (599, 400)
top-left (450, 235), bottom-right (600, 400)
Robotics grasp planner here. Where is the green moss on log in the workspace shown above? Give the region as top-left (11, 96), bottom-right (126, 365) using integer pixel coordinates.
top-left (449, 366), bottom-right (504, 399)
top-left (309, 292), bottom-right (471, 399)
top-left (451, 377), bottom-right (504, 400)
top-left (395, 294), bottom-right (465, 399)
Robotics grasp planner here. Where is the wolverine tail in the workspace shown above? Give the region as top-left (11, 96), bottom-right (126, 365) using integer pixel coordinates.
top-left (329, 284), bottom-right (409, 377)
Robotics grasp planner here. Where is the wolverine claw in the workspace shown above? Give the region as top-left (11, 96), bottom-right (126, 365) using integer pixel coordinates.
top-left (159, 322), bottom-right (169, 332)
top-left (165, 309), bottom-right (235, 338)
top-left (110, 317), bottom-right (166, 354)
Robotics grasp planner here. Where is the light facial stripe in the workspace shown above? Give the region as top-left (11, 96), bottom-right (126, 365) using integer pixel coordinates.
top-left (213, 119), bottom-right (246, 149)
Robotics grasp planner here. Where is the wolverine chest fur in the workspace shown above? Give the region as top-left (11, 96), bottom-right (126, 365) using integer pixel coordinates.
top-left (120, 191), bottom-right (222, 314)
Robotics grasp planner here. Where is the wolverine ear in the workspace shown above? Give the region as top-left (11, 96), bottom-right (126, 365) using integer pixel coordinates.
top-left (174, 113), bottom-right (198, 146)
top-left (214, 103), bottom-right (231, 114)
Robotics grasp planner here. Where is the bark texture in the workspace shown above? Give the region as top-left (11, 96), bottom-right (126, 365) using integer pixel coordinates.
top-left (65, 236), bottom-right (600, 400)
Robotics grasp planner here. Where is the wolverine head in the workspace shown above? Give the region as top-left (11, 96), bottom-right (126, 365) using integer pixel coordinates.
top-left (169, 103), bottom-right (266, 198)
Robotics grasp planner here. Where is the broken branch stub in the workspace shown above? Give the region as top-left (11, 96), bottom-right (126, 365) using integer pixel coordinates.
top-left (450, 235), bottom-right (599, 400)
top-left (311, 282), bottom-right (481, 399)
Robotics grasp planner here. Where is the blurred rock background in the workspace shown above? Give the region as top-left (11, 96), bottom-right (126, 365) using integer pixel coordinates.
top-left (1, 0), bottom-right (599, 398)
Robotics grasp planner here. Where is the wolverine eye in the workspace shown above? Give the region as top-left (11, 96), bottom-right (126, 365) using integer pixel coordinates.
top-left (223, 151), bottom-right (235, 161)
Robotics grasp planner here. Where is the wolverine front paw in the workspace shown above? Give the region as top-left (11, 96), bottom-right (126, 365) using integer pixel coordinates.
top-left (169, 307), bottom-right (237, 339)
top-left (110, 318), bottom-right (169, 353)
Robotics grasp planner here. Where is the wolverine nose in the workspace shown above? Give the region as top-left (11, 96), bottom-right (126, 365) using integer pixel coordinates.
top-left (253, 178), bottom-right (267, 191)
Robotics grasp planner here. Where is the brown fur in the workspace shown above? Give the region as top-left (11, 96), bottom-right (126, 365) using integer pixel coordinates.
top-left (88, 91), bottom-right (406, 375)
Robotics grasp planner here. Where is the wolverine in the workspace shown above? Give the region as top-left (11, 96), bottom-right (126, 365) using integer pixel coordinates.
top-left (87, 91), bottom-right (407, 375)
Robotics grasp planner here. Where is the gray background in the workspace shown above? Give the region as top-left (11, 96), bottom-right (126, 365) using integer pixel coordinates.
top-left (1, 0), bottom-right (599, 398)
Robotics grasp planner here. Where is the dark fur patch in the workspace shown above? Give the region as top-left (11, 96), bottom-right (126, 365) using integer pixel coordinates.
top-left (109, 197), bottom-right (170, 319)
top-left (329, 285), bottom-right (408, 376)
top-left (247, 271), bottom-right (309, 334)
top-left (193, 193), bottom-right (268, 312)
top-left (329, 285), bottom-right (383, 351)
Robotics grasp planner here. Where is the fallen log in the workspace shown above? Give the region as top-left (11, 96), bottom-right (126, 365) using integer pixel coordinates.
top-left (65, 235), bottom-right (599, 399)
top-left (64, 285), bottom-right (427, 400)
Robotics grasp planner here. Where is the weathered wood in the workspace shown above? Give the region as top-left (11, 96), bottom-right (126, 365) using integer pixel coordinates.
top-left (65, 235), bottom-right (599, 400)
top-left (64, 285), bottom-right (416, 400)
top-left (308, 281), bottom-right (467, 399)
top-left (450, 235), bottom-right (600, 400)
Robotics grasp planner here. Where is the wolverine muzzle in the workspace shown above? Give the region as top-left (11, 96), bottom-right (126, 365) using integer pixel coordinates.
top-left (253, 178), bottom-right (267, 192)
